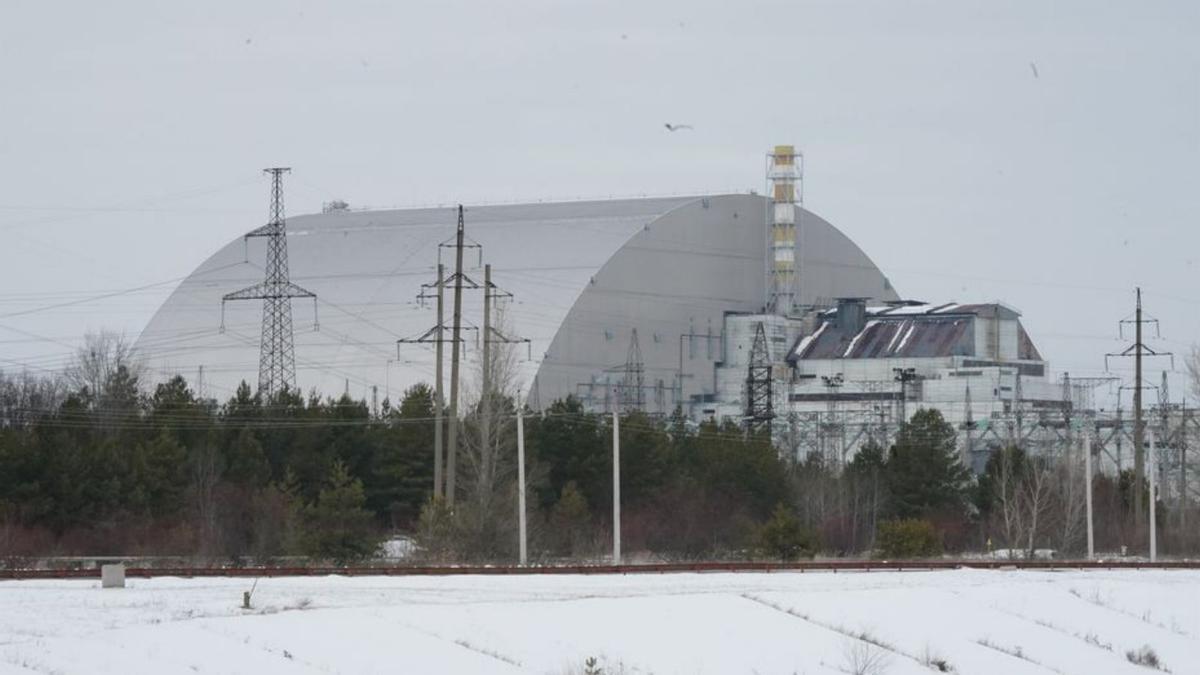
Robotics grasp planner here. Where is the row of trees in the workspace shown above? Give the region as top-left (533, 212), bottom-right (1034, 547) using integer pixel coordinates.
top-left (1, 332), bottom-right (1192, 563)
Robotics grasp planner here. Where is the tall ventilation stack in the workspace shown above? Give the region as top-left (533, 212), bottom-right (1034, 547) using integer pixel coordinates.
top-left (767, 145), bottom-right (802, 315)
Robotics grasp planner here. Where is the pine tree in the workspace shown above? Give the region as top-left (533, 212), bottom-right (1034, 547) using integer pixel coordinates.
top-left (303, 460), bottom-right (379, 564)
top-left (757, 503), bottom-right (819, 560)
top-left (885, 409), bottom-right (971, 520)
top-left (549, 481), bottom-right (592, 557)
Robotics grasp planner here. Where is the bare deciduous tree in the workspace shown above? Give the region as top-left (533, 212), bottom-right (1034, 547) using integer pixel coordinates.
top-left (988, 446), bottom-right (1056, 558)
top-left (0, 370), bottom-right (66, 427)
top-left (1055, 445), bottom-right (1088, 554)
top-left (65, 330), bottom-right (144, 402)
top-left (457, 307), bottom-right (523, 558)
top-left (990, 447), bottom-right (1025, 551)
top-left (189, 441), bottom-right (224, 555)
top-left (1021, 456), bottom-right (1056, 558)
top-left (1185, 345), bottom-right (1200, 401)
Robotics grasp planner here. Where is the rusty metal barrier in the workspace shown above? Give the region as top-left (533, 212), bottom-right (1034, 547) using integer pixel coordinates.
top-left (2, 559), bottom-right (1197, 580)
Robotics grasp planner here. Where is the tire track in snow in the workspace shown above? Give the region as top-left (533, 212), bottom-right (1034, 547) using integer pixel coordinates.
top-left (189, 620), bottom-right (329, 673)
top-left (972, 639), bottom-right (1064, 674)
top-left (740, 593), bottom-right (952, 673)
top-left (981, 600), bottom-right (1126, 661)
top-left (372, 609), bottom-right (525, 670)
top-left (1065, 588), bottom-right (1195, 639)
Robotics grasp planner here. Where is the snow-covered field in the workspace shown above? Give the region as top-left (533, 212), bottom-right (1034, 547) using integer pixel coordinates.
top-left (1, 569), bottom-right (1197, 674)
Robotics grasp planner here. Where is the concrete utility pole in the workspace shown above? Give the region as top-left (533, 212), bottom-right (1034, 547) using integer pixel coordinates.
top-left (434, 263), bottom-right (445, 497)
top-left (1105, 288), bottom-right (1172, 532)
top-left (612, 411), bottom-right (622, 565)
top-left (481, 264), bottom-right (492, 459)
top-left (1149, 428), bottom-right (1158, 562)
top-left (1134, 289), bottom-right (1145, 525)
top-left (517, 404), bottom-right (527, 565)
top-left (1181, 411), bottom-right (1189, 534)
top-left (398, 263), bottom-right (452, 498)
top-left (1085, 433), bottom-right (1095, 560)
top-left (446, 206), bottom-right (466, 505)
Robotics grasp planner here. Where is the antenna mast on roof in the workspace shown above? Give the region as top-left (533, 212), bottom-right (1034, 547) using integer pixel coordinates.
top-left (766, 145), bottom-right (803, 316)
top-left (221, 168), bottom-right (318, 398)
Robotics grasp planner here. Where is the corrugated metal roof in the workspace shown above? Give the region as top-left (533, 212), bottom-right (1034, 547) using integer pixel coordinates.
top-left (793, 317), bottom-right (973, 360)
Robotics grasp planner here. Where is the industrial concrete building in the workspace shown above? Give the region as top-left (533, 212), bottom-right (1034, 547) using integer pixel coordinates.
top-left (704, 298), bottom-right (1077, 468)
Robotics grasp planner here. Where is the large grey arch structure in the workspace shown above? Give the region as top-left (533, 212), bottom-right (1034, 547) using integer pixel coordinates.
top-left (135, 194), bottom-right (898, 409)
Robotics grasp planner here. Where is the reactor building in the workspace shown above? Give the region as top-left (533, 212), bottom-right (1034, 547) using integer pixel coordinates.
top-left (135, 147), bottom-right (1075, 465)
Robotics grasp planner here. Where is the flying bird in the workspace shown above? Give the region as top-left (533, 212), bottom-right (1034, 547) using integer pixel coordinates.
top-left (664, 123), bottom-right (694, 132)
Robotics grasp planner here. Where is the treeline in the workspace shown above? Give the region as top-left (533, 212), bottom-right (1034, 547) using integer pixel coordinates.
top-left (0, 364), bottom-right (431, 563)
top-left (0, 350), bottom-right (1192, 563)
top-left (0, 359), bottom-right (795, 563)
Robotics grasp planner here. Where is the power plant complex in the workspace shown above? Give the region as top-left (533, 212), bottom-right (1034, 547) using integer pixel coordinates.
top-left (135, 148), bottom-right (1173, 476)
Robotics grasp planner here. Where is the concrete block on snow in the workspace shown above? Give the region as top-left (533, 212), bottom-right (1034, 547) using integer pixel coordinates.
top-left (101, 563), bottom-right (125, 588)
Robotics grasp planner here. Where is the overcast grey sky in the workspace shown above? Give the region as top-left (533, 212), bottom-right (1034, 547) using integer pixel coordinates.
top-left (2, 0), bottom-right (1198, 405)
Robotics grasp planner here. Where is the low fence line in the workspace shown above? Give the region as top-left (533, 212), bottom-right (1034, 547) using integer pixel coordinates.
top-left (2, 559), bottom-right (1197, 580)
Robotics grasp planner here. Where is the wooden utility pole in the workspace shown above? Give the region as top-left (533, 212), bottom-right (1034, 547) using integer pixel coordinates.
top-left (446, 206), bottom-right (466, 505)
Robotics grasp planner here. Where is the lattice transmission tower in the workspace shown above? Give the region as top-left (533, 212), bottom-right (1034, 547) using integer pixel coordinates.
top-left (745, 321), bottom-right (774, 433)
top-left (619, 328), bottom-right (645, 413)
top-left (222, 168), bottom-right (318, 397)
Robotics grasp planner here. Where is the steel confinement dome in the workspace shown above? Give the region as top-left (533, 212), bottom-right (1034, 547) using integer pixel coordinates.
top-left (135, 194), bottom-right (898, 408)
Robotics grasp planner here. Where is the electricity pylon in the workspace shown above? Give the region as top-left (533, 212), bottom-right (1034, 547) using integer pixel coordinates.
top-left (619, 328), bottom-right (645, 414)
top-left (745, 322), bottom-right (774, 434)
top-left (221, 168), bottom-right (318, 397)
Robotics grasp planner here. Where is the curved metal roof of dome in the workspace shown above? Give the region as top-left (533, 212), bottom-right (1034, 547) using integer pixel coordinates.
top-left (134, 194), bottom-right (898, 407)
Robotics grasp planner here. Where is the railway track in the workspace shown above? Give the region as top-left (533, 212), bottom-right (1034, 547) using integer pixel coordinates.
top-left (3, 559), bottom-right (1197, 580)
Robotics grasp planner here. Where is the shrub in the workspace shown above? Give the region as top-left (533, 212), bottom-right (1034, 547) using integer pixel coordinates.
top-left (302, 461), bottom-right (381, 564)
top-left (414, 496), bottom-right (459, 562)
top-left (756, 503), bottom-right (820, 561)
top-left (874, 518), bottom-right (942, 558)
top-left (1126, 645), bottom-right (1165, 671)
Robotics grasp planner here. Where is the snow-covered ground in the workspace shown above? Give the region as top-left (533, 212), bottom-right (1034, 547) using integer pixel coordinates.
top-left (1, 569), bottom-right (1197, 674)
